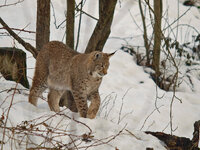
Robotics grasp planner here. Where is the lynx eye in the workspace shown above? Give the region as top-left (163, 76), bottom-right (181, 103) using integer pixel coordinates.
top-left (102, 63), bottom-right (107, 69)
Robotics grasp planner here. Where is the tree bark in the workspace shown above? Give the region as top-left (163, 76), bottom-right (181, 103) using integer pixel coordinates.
top-left (66, 0), bottom-right (75, 49)
top-left (36, 0), bottom-right (50, 51)
top-left (146, 120), bottom-right (200, 150)
top-left (85, 0), bottom-right (117, 53)
top-left (152, 0), bottom-right (162, 76)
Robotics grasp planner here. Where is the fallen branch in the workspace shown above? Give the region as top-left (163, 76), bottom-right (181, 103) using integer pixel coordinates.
top-left (146, 120), bottom-right (200, 150)
top-left (0, 17), bottom-right (38, 58)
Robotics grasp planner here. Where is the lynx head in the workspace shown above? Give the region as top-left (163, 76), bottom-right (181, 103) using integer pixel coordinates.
top-left (88, 51), bottom-right (115, 78)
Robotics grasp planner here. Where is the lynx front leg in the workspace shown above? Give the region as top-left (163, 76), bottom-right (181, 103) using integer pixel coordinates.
top-left (59, 90), bottom-right (78, 112)
top-left (87, 91), bottom-right (100, 119)
top-left (48, 89), bottom-right (64, 112)
top-left (72, 91), bottom-right (88, 118)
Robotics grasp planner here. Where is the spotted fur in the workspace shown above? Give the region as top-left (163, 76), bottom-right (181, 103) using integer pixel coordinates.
top-left (29, 41), bottom-right (114, 119)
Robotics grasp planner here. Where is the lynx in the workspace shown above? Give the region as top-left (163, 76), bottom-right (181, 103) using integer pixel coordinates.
top-left (29, 41), bottom-right (114, 119)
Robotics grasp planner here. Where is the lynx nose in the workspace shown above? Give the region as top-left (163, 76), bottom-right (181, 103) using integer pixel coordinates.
top-left (103, 69), bottom-right (107, 75)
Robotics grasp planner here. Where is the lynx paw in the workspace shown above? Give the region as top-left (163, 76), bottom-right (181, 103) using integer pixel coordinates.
top-left (87, 113), bottom-right (96, 119)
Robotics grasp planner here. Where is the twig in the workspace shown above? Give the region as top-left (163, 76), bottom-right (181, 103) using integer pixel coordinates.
top-left (163, 6), bottom-right (192, 31)
top-left (125, 129), bottom-right (142, 140)
top-left (50, 2), bottom-right (65, 29)
top-left (1, 83), bottom-right (18, 150)
top-left (129, 9), bottom-right (143, 33)
top-left (117, 88), bottom-right (132, 124)
top-left (175, 0), bottom-right (180, 41)
top-left (75, 7), bottom-right (98, 21)
top-left (51, 0), bottom-right (97, 31)
top-left (0, 17), bottom-right (37, 58)
top-left (155, 85), bottom-right (165, 113)
top-left (0, 0), bottom-right (24, 8)
top-left (69, 135), bottom-right (78, 150)
top-left (78, 124), bottom-right (127, 149)
top-left (140, 105), bottom-right (164, 131)
top-left (172, 24), bottom-right (200, 34)
top-left (99, 92), bottom-right (117, 119)
top-left (0, 27), bottom-right (35, 34)
top-left (58, 112), bottom-right (92, 134)
top-left (75, 0), bottom-right (83, 51)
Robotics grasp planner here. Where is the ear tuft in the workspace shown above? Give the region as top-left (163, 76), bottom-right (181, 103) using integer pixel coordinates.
top-left (108, 51), bottom-right (116, 58)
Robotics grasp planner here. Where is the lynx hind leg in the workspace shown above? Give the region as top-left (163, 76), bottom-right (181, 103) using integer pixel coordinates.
top-left (48, 89), bottom-right (64, 112)
top-left (29, 83), bottom-right (46, 106)
top-left (29, 60), bottom-right (48, 106)
top-left (87, 92), bottom-right (100, 119)
top-left (72, 90), bottom-right (88, 118)
top-left (59, 90), bottom-right (78, 112)
top-left (29, 72), bottom-right (47, 106)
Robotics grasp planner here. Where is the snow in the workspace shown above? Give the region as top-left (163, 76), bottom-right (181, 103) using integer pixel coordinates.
top-left (0, 0), bottom-right (200, 149)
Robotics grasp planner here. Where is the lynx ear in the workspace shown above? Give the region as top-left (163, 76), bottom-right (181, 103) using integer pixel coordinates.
top-left (108, 51), bottom-right (116, 58)
top-left (94, 52), bottom-right (102, 60)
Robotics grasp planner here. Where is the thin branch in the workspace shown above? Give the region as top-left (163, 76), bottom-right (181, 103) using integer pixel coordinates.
top-left (75, 7), bottom-right (98, 21)
top-left (117, 88), bottom-right (132, 124)
top-left (51, 2), bottom-right (64, 29)
top-left (0, 17), bottom-right (38, 58)
top-left (77, 124), bottom-right (127, 149)
top-left (75, 0), bottom-right (83, 51)
top-left (163, 6), bottom-right (192, 31)
top-left (171, 24), bottom-right (200, 34)
top-left (0, 0), bottom-right (24, 8)
top-left (175, 0), bottom-right (180, 41)
top-left (155, 85), bottom-right (161, 113)
top-left (1, 83), bottom-right (18, 150)
top-left (51, 1), bottom-right (97, 30)
top-left (125, 129), bottom-right (142, 140)
top-left (140, 105), bottom-right (164, 131)
top-left (0, 27), bottom-right (35, 34)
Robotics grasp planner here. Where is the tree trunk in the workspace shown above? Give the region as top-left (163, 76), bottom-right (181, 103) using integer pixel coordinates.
top-left (152, 0), bottom-right (162, 76)
top-left (66, 0), bottom-right (75, 49)
top-left (138, 0), bottom-right (150, 66)
top-left (85, 0), bottom-right (117, 53)
top-left (36, 0), bottom-right (50, 51)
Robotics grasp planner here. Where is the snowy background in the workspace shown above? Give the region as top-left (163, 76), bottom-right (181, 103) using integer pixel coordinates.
top-left (0, 0), bottom-right (200, 149)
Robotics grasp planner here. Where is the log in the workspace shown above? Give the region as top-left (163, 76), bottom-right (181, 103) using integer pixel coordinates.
top-left (145, 120), bottom-right (200, 150)
top-left (0, 47), bottom-right (29, 88)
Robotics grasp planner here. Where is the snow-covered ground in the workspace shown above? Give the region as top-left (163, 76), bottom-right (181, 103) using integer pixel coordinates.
top-left (0, 0), bottom-right (200, 149)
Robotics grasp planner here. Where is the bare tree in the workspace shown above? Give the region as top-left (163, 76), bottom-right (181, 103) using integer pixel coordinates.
top-left (138, 0), bottom-right (151, 66)
top-left (36, 0), bottom-right (50, 51)
top-left (85, 0), bottom-right (117, 53)
top-left (152, 0), bottom-right (162, 76)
